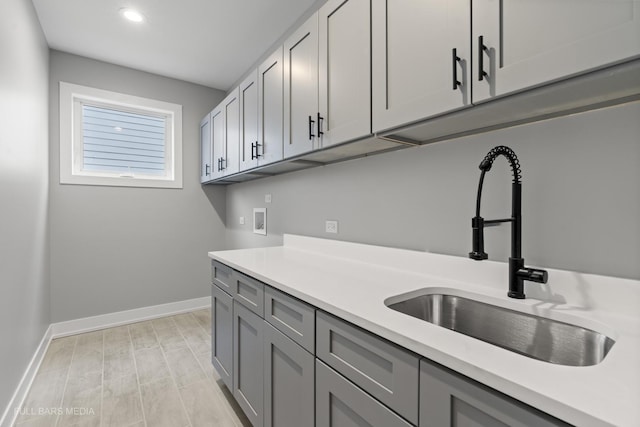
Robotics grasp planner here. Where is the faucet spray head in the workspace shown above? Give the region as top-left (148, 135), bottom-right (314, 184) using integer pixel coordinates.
top-left (469, 216), bottom-right (488, 260)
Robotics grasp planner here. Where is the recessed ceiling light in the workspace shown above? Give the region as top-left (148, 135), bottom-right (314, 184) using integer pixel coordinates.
top-left (120, 8), bottom-right (145, 23)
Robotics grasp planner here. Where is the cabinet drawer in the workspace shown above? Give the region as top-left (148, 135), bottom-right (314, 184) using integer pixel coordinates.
top-left (316, 311), bottom-right (419, 425)
top-left (420, 360), bottom-right (570, 427)
top-left (211, 260), bottom-right (234, 296)
top-left (234, 271), bottom-right (265, 317)
top-left (316, 360), bottom-right (413, 427)
top-left (265, 286), bottom-right (315, 353)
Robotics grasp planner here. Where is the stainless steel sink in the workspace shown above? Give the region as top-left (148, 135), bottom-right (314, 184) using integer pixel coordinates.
top-left (387, 293), bottom-right (615, 366)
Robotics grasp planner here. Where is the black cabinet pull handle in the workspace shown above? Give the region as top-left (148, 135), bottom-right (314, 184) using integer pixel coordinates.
top-left (205, 164), bottom-right (210, 176)
top-left (317, 112), bottom-right (324, 136)
top-left (308, 115), bottom-right (315, 140)
top-left (478, 36), bottom-right (489, 81)
top-left (221, 157), bottom-right (226, 170)
top-left (452, 48), bottom-right (461, 90)
top-left (251, 141), bottom-right (262, 159)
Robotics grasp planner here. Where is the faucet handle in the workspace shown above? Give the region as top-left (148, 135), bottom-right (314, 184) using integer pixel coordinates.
top-left (517, 267), bottom-right (548, 284)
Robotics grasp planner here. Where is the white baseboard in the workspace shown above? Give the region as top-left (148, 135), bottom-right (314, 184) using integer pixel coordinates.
top-left (0, 296), bottom-right (211, 427)
top-left (0, 325), bottom-right (53, 427)
top-left (51, 296), bottom-right (211, 338)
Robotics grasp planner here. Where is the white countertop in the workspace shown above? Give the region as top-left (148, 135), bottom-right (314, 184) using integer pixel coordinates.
top-left (209, 234), bottom-right (640, 427)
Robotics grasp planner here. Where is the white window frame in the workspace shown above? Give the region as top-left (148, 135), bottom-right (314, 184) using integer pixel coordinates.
top-left (59, 82), bottom-right (183, 188)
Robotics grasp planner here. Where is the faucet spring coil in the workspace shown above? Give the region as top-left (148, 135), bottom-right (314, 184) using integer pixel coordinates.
top-left (479, 145), bottom-right (522, 184)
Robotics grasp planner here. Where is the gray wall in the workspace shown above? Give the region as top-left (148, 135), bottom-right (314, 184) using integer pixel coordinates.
top-left (226, 100), bottom-right (640, 281)
top-left (0, 0), bottom-right (50, 418)
top-left (49, 51), bottom-right (227, 322)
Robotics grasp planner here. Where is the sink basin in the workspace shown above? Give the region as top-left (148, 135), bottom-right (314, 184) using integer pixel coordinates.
top-left (386, 293), bottom-right (615, 366)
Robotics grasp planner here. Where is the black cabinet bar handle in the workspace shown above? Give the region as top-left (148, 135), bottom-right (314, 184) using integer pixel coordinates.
top-left (255, 142), bottom-right (262, 158)
top-left (317, 112), bottom-right (324, 136)
top-left (308, 115), bottom-right (315, 140)
top-left (205, 164), bottom-right (210, 176)
top-left (251, 142), bottom-right (256, 160)
top-left (478, 36), bottom-right (489, 81)
top-left (221, 157), bottom-right (226, 170)
top-left (452, 48), bottom-right (461, 90)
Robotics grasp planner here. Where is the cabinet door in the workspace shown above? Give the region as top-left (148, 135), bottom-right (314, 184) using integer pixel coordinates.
top-left (284, 12), bottom-right (319, 159)
top-left (240, 70), bottom-right (259, 172)
top-left (199, 112), bottom-right (212, 183)
top-left (264, 323), bottom-right (314, 427)
top-left (234, 301), bottom-right (264, 427)
top-left (318, 0), bottom-right (371, 147)
top-left (419, 360), bottom-right (569, 427)
top-left (223, 88), bottom-right (240, 176)
top-left (316, 360), bottom-right (413, 427)
top-left (258, 47), bottom-right (284, 166)
top-left (472, 0), bottom-right (640, 102)
top-left (211, 284), bottom-right (233, 391)
top-left (372, 0), bottom-right (471, 133)
top-left (210, 105), bottom-right (225, 180)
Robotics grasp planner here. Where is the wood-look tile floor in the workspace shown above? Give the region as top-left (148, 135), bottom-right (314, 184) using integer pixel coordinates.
top-left (14, 309), bottom-right (251, 427)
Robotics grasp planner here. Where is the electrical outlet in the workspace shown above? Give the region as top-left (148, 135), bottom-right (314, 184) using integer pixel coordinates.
top-left (265, 194), bottom-right (272, 203)
top-left (325, 220), bottom-right (338, 234)
top-left (239, 216), bottom-right (245, 225)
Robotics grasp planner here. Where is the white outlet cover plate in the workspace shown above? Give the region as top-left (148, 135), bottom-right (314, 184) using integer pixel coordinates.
top-left (265, 194), bottom-right (272, 203)
top-left (325, 220), bottom-right (338, 234)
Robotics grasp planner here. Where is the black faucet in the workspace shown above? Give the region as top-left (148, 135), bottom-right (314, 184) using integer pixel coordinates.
top-left (469, 146), bottom-right (548, 299)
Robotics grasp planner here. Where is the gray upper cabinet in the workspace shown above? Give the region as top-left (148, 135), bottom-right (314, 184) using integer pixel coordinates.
top-left (472, 0), bottom-right (640, 103)
top-left (316, 311), bottom-right (420, 425)
top-left (264, 322), bottom-right (314, 427)
top-left (258, 47), bottom-right (285, 167)
top-left (316, 360), bottom-right (413, 427)
top-left (211, 283), bottom-right (233, 391)
top-left (318, 0), bottom-right (372, 147)
top-left (283, 12), bottom-right (320, 158)
top-left (212, 88), bottom-right (240, 178)
top-left (372, 0), bottom-right (471, 134)
top-left (234, 301), bottom-right (265, 427)
top-left (240, 70), bottom-right (259, 172)
top-left (210, 104), bottom-right (225, 180)
top-left (420, 360), bottom-right (570, 427)
top-left (199, 112), bottom-right (212, 183)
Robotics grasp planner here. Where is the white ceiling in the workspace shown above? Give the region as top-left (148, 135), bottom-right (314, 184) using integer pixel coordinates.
top-left (32, 0), bottom-right (317, 91)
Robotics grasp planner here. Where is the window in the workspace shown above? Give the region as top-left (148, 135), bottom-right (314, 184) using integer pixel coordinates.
top-left (59, 82), bottom-right (182, 188)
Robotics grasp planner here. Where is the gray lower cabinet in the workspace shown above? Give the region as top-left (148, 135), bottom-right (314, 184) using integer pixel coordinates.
top-left (316, 311), bottom-right (419, 424)
top-left (211, 284), bottom-right (233, 391)
top-left (419, 360), bottom-right (570, 427)
top-left (264, 322), bottom-right (314, 427)
top-left (316, 360), bottom-right (413, 427)
top-left (234, 300), bottom-right (265, 427)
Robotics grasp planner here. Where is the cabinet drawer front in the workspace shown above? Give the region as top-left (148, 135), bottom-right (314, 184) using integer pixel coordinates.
top-left (211, 260), bottom-right (234, 295)
top-left (420, 360), bottom-right (569, 427)
top-left (316, 311), bottom-right (419, 424)
top-left (316, 360), bottom-right (413, 427)
top-left (264, 323), bottom-right (314, 427)
top-left (211, 284), bottom-right (233, 391)
top-left (234, 272), bottom-right (265, 317)
top-left (265, 286), bottom-right (315, 353)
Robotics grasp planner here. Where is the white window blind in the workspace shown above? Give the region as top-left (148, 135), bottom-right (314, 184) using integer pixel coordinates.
top-left (81, 105), bottom-right (167, 176)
